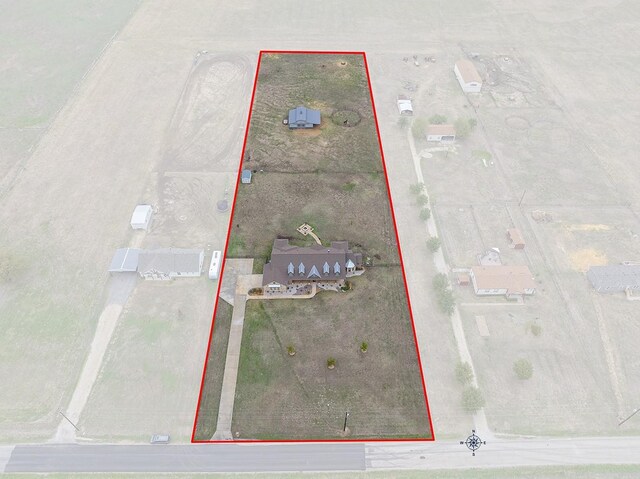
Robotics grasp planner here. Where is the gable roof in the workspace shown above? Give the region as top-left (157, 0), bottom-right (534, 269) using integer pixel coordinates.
top-left (426, 124), bottom-right (456, 136)
top-left (587, 265), bottom-right (640, 291)
top-left (138, 248), bottom-right (203, 274)
top-left (455, 59), bottom-right (482, 84)
top-left (109, 248), bottom-right (141, 272)
top-left (471, 265), bottom-right (535, 295)
top-left (288, 106), bottom-right (321, 125)
top-left (263, 239), bottom-right (361, 286)
top-left (131, 205), bottom-right (152, 224)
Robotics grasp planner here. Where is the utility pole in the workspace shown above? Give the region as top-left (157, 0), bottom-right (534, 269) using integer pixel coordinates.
top-left (518, 189), bottom-right (527, 207)
top-left (619, 407), bottom-right (640, 426)
top-left (343, 411), bottom-right (350, 432)
top-left (59, 411), bottom-right (79, 431)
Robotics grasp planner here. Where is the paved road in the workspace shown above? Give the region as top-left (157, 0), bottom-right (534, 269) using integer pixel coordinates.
top-left (4, 437), bottom-right (640, 473)
top-left (4, 443), bottom-right (365, 473)
top-left (367, 436), bottom-right (640, 469)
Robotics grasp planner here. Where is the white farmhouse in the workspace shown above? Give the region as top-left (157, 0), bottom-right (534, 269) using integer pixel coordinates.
top-left (454, 59), bottom-right (482, 93)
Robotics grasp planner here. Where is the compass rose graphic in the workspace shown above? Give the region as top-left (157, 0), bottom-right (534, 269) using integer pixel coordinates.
top-left (460, 430), bottom-right (486, 456)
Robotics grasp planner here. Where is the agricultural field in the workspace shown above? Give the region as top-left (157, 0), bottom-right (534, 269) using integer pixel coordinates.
top-left (194, 53), bottom-right (431, 440)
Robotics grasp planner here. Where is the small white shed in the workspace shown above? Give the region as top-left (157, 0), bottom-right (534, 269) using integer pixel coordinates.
top-left (131, 205), bottom-right (153, 230)
top-left (397, 95), bottom-right (413, 115)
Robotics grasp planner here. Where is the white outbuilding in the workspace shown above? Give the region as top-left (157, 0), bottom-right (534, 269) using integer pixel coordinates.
top-left (130, 205), bottom-right (153, 230)
top-left (396, 95), bottom-right (413, 115)
top-left (209, 250), bottom-right (222, 280)
top-left (454, 59), bottom-right (483, 93)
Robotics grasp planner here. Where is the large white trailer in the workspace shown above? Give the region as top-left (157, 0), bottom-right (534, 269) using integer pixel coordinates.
top-left (208, 250), bottom-right (222, 280)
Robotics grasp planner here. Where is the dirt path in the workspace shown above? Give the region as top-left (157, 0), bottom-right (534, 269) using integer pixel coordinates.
top-left (406, 122), bottom-right (492, 438)
top-left (52, 274), bottom-right (137, 443)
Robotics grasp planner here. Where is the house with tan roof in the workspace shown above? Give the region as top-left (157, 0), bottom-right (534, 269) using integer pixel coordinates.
top-left (469, 265), bottom-right (536, 299)
top-left (262, 239), bottom-right (363, 294)
top-left (454, 59), bottom-right (483, 93)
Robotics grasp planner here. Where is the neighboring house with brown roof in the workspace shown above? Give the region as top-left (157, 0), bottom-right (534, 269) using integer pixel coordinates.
top-left (507, 228), bottom-right (525, 249)
top-left (262, 239), bottom-right (363, 294)
top-left (426, 124), bottom-right (456, 142)
top-left (454, 59), bottom-right (483, 93)
top-left (138, 248), bottom-right (204, 280)
top-left (469, 265), bottom-right (536, 298)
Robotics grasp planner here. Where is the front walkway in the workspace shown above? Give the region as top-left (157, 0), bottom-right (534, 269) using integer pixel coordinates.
top-left (212, 259), bottom-right (255, 440)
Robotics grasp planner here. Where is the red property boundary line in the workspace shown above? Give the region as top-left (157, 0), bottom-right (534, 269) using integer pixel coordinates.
top-left (191, 50), bottom-right (435, 444)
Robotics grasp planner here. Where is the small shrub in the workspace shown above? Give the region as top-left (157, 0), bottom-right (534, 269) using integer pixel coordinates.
top-left (514, 358), bottom-right (533, 380)
top-left (342, 182), bottom-right (356, 192)
top-left (529, 322), bottom-right (542, 337)
top-left (360, 342), bottom-right (368, 353)
top-left (419, 208), bottom-right (431, 221)
top-left (469, 118), bottom-right (477, 128)
top-left (327, 357), bottom-right (336, 369)
top-left (398, 116), bottom-right (409, 129)
top-left (429, 114), bottom-right (447, 124)
top-left (248, 287), bottom-right (263, 296)
top-left (426, 236), bottom-right (441, 253)
top-left (455, 361), bottom-right (474, 386)
top-left (287, 345), bottom-right (296, 356)
top-left (462, 386), bottom-right (485, 413)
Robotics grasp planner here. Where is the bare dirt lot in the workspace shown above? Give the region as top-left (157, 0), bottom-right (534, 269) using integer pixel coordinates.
top-left (194, 53), bottom-right (430, 440)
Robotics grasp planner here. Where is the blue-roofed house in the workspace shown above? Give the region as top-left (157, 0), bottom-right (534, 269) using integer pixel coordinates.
top-left (288, 106), bottom-right (321, 129)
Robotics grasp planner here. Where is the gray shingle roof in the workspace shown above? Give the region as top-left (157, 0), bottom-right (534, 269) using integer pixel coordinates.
top-left (587, 265), bottom-right (640, 292)
top-left (109, 248), bottom-right (140, 272)
top-left (138, 248), bottom-right (203, 275)
top-left (288, 106), bottom-right (321, 126)
top-left (263, 239), bottom-right (362, 287)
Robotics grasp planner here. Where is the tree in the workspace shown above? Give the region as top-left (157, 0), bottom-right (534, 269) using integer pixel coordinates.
top-left (514, 358), bottom-right (533, 380)
top-left (426, 236), bottom-right (441, 253)
top-left (416, 193), bottom-right (429, 206)
top-left (419, 207), bottom-right (431, 221)
top-left (455, 361), bottom-right (474, 386)
top-left (410, 182), bottom-right (426, 195)
top-left (432, 273), bottom-right (455, 316)
top-left (411, 117), bottom-right (428, 139)
top-left (327, 357), bottom-right (336, 369)
top-left (462, 386), bottom-right (485, 413)
top-left (432, 273), bottom-right (449, 291)
top-left (454, 118), bottom-right (471, 138)
top-left (437, 291), bottom-right (456, 316)
top-left (429, 114), bottom-right (447, 124)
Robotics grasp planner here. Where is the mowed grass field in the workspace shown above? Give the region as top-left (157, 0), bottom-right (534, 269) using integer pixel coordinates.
top-left (194, 53), bottom-right (431, 440)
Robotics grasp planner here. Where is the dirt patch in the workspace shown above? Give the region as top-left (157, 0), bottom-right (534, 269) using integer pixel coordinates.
top-left (569, 248), bottom-right (608, 272)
